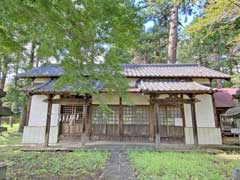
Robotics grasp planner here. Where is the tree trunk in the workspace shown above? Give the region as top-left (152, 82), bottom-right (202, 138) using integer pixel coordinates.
top-left (167, 2), bottom-right (178, 64)
top-left (9, 103), bottom-right (14, 127)
top-left (18, 96), bottom-right (29, 133)
top-left (18, 41), bottom-right (36, 132)
top-left (0, 56), bottom-right (9, 126)
top-left (29, 41), bottom-right (36, 69)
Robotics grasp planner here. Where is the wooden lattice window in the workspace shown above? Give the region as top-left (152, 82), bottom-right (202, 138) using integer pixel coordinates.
top-left (123, 106), bottom-right (149, 124)
top-left (158, 105), bottom-right (182, 126)
top-left (60, 105), bottom-right (83, 122)
top-left (92, 106), bottom-right (119, 124)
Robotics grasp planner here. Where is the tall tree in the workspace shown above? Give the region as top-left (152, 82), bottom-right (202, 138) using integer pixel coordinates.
top-left (166, 0), bottom-right (195, 63)
top-left (168, 1), bottom-right (179, 63)
top-left (0, 0), bottom-right (142, 106)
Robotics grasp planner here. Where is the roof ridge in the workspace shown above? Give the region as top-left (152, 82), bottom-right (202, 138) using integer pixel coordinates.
top-left (121, 63), bottom-right (199, 67)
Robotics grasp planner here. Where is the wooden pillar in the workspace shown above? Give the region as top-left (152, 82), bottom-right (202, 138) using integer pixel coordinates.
top-left (26, 94), bottom-right (32, 126)
top-left (88, 102), bottom-right (92, 138)
top-left (211, 93), bottom-right (218, 128)
top-left (119, 97), bottom-right (123, 137)
top-left (153, 95), bottom-right (160, 146)
top-left (45, 94), bottom-right (53, 147)
top-left (81, 99), bottom-right (89, 143)
top-left (82, 101), bottom-right (87, 133)
top-left (190, 95), bottom-right (198, 145)
top-left (180, 95), bottom-right (186, 144)
top-left (149, 104), bottom-right (155, 142)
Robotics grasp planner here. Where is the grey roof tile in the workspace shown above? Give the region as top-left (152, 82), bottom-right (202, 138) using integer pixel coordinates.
top-left (18, 63), bottom-right (230, 79)
top-left (137, 79), bottom-right (211, 93)
top-left (18, 64), bottom-right (63, 78)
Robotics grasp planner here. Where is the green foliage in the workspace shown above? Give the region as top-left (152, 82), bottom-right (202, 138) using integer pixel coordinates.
top-left (0, 123), bottom-right (21, 145)
top-left (129, 151), bottom-right (240, 180)
top-left (179, 0), bottom-right (240, 76)
top-left (231, 74), bottom-right (240, 87)
top-left (0, 0), bottom-right (143, 104)
top-left (0, 147), bottom-right (109, 180)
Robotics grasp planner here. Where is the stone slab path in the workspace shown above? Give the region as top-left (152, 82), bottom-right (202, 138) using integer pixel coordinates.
top-left (100, 150), bottom-right (136, 180)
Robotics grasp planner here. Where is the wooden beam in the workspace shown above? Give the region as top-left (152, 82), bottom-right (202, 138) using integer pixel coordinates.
top-left (43, 98), bottom-right (87, 105)
top-left (190, 95), bottom-right (198, 145)
top-left (151, 98), bottom-right (199, 104)
top-left (119, 97), bottom-right (123, 137)
top-left (45, 94), bottom-right (53, 147)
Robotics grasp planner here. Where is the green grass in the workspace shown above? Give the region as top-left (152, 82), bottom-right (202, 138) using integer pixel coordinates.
top-left (0, 148), bottom-right (109, 180)
top-left (0, 123), bottom-right (21, 145)
top-left (129, 151), bottom-right (240, 180)
top-left (0, 123), bottom-right (109, 179)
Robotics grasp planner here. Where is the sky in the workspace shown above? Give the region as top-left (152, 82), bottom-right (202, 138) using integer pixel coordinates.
top-left (142, 1), bottom-right (203, 32)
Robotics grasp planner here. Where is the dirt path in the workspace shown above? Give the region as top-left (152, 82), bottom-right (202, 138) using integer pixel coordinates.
top-left (101, 150), bottom-right (136, 180)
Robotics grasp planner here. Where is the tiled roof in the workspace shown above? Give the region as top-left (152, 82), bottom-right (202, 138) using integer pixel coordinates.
top-left (122, 64), bottom-right (229, 78)
top-left (24, 79), bottom-right (103, 93)
top-left (18, 63), bottom-right (230, 79)
top-left (137, 79), bottom-right (211, 93)
top-left (24, 78), bottom-right (211, 94)
top-left (18, 64), bottom-right (63, 78)
top-left (214, 88), bottom-right (240, 108)
top-left (222, 106), bottom-right (240, 117)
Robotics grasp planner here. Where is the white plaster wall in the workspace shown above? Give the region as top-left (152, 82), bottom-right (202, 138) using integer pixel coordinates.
top-left (92, 93), bottom-right (119, 105)
top-left (184, 94), bottom-right (215, 128)
top-left (195, 94), bottom-right (215, 127)
top-left (92, 92), bottom-right (150, 105)
top-left (33, 78), bottom-right (50, 83)
top-left (51, 96), bottom-right (60, 126)
top-left (128, 78), bottom-right (139, 87)
top-left (183, 94), bottom-right (221, 144)
top-left (49, 126), bottom-right (59, 144)
top-left (123, 93), bottom-right (150, 105)
top-left (184, 104), bottom-right (192, 127)
top-left (28, 95), bottom-right (48, 126)
top-left (23, 95), bottom-right (60, 144)
top-left (22, 126), bottom-right (46, 144)
top-left (185, 127), bottom-right (222, 145)
top-left (22, 126), bottom-right (59, 144)
top-left (192, 78), bottom-right (210, 84)
top-left (49, 96), bottom-right (60, 144)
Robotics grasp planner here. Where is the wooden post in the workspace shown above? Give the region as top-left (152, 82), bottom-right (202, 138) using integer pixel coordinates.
top-left (149, 104), bottom-right (155, 142)
top-left (211, 93), bottom-right (218, 128)
top-left (88, 103), bottom-right (92, 139)
top-left (81, 99), bottom-right (89, 143)
top-left (82, 101), bottom-right (87, 133)
top-left (181, 95), bottom-right (186, 144)
top-left (119, 97), bottom-right (123, 137)
top-left (190, 95), bottom-right (198, 145)
top-left (45, 94), bottom-right (53, 147)
top-left (26, 94), bottom-right (32, 126)
top-left (153, 95), bottom-right (160, 146)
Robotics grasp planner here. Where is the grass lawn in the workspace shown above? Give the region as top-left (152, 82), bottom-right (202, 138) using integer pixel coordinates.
top-left (0, 124), bottom-right (109, 180)
top-left (0, 123), bottom-right (21, 145)
top-left (0, 148), bottom-right (109, 180)
top-left (129, 151), bottom-right (240, 180)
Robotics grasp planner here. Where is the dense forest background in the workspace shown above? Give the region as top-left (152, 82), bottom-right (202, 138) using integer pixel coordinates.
top-left (0, 0), bottom-right (239, 127)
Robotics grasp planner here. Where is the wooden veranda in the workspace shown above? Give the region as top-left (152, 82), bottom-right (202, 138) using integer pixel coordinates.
top-left (42, 93), bottom-right (205, 147)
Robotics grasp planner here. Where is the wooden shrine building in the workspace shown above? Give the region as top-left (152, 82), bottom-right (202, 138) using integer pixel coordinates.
top-left (18, 64), bottom-right (230, 146)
